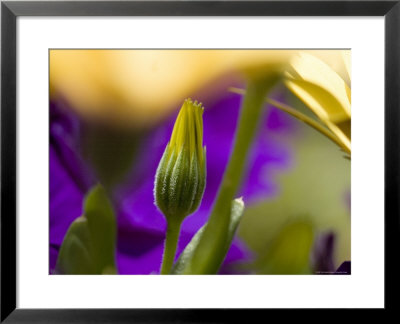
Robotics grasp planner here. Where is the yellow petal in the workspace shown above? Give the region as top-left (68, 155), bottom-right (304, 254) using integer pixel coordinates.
top-left (341, 51), bottom-right (352, 88)
top-left (285, 51), bottom-right (351, 153)
top-left (285, 78), bottom-right (351, 151)
top-left (325, 120), bottom-right (351, 152)
top-left (289, 52), bottom-right (351, 116)
top-left (285, 78), bottom-right (349, 123)
top-left (302, 50), bottom-right (351, 88)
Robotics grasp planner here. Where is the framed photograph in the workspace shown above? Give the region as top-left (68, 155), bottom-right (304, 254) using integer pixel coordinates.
top-left (1, 0), bottom-right (398, 321)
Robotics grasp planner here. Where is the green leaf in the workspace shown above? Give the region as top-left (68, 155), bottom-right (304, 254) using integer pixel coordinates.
top-left (253, 220), bottom-right (314, 274)
top-left (172, 197), bottom-right (245, 274)
top-left (55, 184), bottom-right (117, 274)
top-left (54, 217), bottom-right (94, 274)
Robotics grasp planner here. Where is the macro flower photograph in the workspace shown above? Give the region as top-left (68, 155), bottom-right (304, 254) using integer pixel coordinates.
top-left (49, 49), bottom-right (351, 275)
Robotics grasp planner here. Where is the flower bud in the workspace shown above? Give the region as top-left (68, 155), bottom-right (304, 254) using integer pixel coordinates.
top-left (154, 99), bottom-right (206, 222)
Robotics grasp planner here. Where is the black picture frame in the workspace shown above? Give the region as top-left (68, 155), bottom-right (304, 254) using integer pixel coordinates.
top-left (1, 0), bottom-right (399, 321)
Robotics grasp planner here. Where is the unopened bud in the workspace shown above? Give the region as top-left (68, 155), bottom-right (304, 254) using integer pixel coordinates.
top-left (154, 99), bottom-right (206, 222)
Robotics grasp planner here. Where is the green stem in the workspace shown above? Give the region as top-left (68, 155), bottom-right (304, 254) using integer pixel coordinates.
top-left (229, 87), bottom-right (351, 155)
top-left (184, 76), bottom-right (279, 274)
top-left (160, 219), bottom-right (182, 274)
top-left (267, 98), bottom-right (350, 153)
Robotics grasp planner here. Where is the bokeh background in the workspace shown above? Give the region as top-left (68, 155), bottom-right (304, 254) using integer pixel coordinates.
top-left (50, 49), bottom-right (350, 275)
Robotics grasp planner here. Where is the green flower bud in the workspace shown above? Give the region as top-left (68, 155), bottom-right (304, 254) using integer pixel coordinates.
top-left (154, 98), bottom-right (206, 222)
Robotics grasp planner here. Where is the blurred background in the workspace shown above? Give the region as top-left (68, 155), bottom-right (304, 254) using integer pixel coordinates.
top-left (50, 49), bottom-right (350, 275)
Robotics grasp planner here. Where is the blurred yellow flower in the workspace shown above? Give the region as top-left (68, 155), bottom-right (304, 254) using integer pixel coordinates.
top-left (284, 51), bottom-right (351, 154)
top-left (50, 50), bottom-right (293, 128)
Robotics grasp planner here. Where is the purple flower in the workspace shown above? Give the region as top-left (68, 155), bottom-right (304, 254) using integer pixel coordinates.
top-left (335, 261), bottom-right (351, 275)
top-left (49, 101), bottom-right (95, 271)
top-left (49, 90), bottom-right (294, 274)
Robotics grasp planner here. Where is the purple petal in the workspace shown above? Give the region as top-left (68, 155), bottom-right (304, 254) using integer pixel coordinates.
top-left (49, 102), bottom-right (94, 267)
top-left (335, 261), bottom-right (351, 275)
top-left (49, 245), bottom-right (59, 274)
top-left (49, 146), bottom-right (85, 246)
